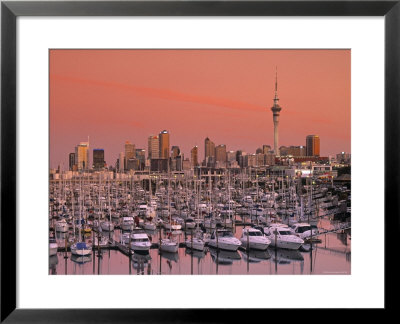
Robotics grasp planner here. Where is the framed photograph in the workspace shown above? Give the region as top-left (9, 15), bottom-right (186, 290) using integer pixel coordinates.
top-left (1, 0), bottom-right (397, 321)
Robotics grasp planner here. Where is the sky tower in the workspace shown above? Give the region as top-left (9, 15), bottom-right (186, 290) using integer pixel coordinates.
top-left (271, 69), bottom-right (282, 156)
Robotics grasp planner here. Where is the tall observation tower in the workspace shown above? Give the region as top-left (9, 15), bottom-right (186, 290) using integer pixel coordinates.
top-left (271, 69), bottom-right (282, 156)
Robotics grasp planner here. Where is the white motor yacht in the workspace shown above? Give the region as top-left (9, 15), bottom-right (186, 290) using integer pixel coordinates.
top-left (208, 229), bottom-right (241, 251)
top-left (121, 216), bottom-right (134, 231)
top-left (130, 232), bottom-right (151, 252)
top-left (240, 228), bottom-right (271, 250)
top-left (55, 219), bottom-right (69, 233)
top-left (100, 220), bottom-right (115, 232)
top-left (144, 221), bottom-right (157, 231)
top-left (49, 238), bottom-right (58, 256)
top-left (291, 223), bottom-right (319, 240)
top-left (70, 241), bottom-right (92, 256)
top-left (264, 224), bottom-right (304, 250)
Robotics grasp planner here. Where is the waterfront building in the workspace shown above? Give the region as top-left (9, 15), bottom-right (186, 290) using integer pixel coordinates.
top-left (150, 158), bottom-right (168, 172)
top-left (159, 130), bottom-right (170, 159)
top-left (265, 152), bottom-right (276, 166)
top-left (148, 135), bottom-right (159, 159)
top-left (191, 146), bottom-right (199, 167)
top-left (69, 152), bottom-right (76, 171)
top-left (306, 135), bottom-right (320, 156)
top-left (263, 145), bottom-right (272, 154)
top-left (336, 152), bottom-right (351, 164)
top-left (270, 69), bottom-right (282, 155)
top-left (75, 141), bottom-right (89, 171)
top-left (93, 149), bottom-right (105, 170)
top-left (246, 154), bottom-right (257, 167)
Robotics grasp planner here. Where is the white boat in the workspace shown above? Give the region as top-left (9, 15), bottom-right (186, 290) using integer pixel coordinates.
top-left (55, 219), bottom-right (69, 232)
top-left (130, 232), bottom-right (151, 252)
top-left (183, 217), bottom-right (196, 230)
top-left (121, 216), bottom-right (134, 231)
top-left (49, 238), bottom-right (58, 256)
top-left (100, 220), bottom-right (114, 232)
top-left (70, 241), bottom-right (92, 256)
top-left (144, 221), bottom-right (157, 231)
top-left (163, 220), bottom-right (181, 231)
top-left (160, 238), bottom-right (178, 253)
top-left (264, 224), bottom-right (304, 250)
top-left (240, 228), bottom-right (271, 250)
top-left (185, 236), bottom-right (205, 251)
top-left (291, 223), bottom-right (319, 240)
top-left (208, 229), bottom-right (241, 251)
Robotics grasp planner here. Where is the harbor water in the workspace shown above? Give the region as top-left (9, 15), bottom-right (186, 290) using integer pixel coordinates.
top-left (50, 220), bottom-right (350, 275)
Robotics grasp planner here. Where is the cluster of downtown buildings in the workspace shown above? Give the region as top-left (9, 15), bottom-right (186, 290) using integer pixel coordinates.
top-left (65, 131), bottom-right (350, 174)
top-left (60, 74), bottom-right (350, 177)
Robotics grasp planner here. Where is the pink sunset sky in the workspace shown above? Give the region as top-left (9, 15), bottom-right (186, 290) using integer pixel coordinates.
top-left (50, 49), bottom-right (350, 169)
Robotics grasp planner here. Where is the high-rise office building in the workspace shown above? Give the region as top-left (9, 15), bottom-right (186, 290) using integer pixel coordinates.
top-left (204, 137), bottom-right (215, 161)
top-left (93, 149), bottom-right (105, 170)
top-left (124, 141), bottom-right (135, 170)
top-left (306, 135), bottom-right (320, 156)
top-left (75, 141), bottom-right (89, 171)
top-left (148, 135), bottom-right (159, 159)
top-left (118, 152), bottom-right (125, 172)
top-left (215, 144), bottom-right (227, 163)
top-left (191, 146), bottom-right (199, 167)
top-left (69, 153), bottom-right (76, 171)
top-left (262, 145), bottom-right (272, 154)
top-left (159, 130), bottom-right (170, 159)
top-left (171, 146), bottom-right (180, 159)
top-left (270, 69), bottom-right (282, 155)
top-left (136, 149), bottom-right (146, 170)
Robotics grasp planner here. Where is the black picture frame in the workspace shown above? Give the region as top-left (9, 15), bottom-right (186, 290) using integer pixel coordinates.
top-left (1, 0), bottom-right (398, 321)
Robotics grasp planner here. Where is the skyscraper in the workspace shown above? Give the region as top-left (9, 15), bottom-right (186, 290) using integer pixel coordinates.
top-left (118, 152), bottom-right (125, 172)
top-left (306, 135), bottom-right (320, 156)
top-left (270, 69), bottom-right (282, 156)
top-left (124, 141), bottom-right (135, 170)
top-left (204, 137), bottom-right (215, 161)
top-left (93, 149), bottom-right (105, 170)
top-left (215, 144), bottom-right (227, 163)
top-left (136, 149), bottom-right (146, 170)
top-left (191, 146), bottom-right (199, 167)
top-left (148, 135), bottom-right (159, 159)
top-left (75, 141), bottom-right (89, 171)
top-left (171, 146), bottom-right (180, 159)
top-left (159, 130), bottom-right (170, 159)
top-left (69, 153), bottom-right (76, 171)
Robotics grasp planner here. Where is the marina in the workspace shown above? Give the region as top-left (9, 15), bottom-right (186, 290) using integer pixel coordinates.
top-left (49, 170), bottom-right (351, 275)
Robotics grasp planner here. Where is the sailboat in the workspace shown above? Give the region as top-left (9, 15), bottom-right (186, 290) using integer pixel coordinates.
top-left (71, 175), bottom-right (92, 256)
top-left (160, 162), bottom-right (179, 253)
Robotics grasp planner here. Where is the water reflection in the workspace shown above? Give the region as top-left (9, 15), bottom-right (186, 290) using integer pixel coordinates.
top-left (71, 254), bottom-right (92, 264)
top-left (269, 248), bottom-right (304, 264)
top-left (209, 248), bottom-right (241, 265)
top-left (240, 250), bottom-right (271, 263)
top-left (51, 227), bottom-right (350, 275)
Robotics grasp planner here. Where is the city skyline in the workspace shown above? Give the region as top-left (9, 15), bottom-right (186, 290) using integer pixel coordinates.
top-left (50, 49), bottom-right (350, 169)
